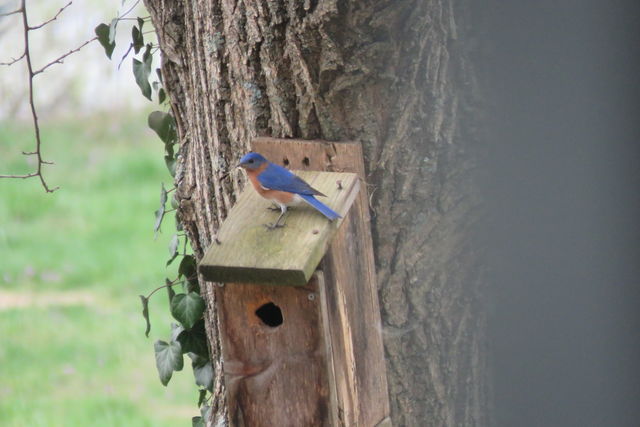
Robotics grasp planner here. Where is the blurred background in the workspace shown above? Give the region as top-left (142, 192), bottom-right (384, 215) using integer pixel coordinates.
top-left (478, 1), bottom-right (640, 426)
top-left (0, 1), bottom-right (195, 426)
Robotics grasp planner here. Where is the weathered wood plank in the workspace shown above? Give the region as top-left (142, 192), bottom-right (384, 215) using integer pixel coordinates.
top-left (199, 171), bottom-right (360, 286)
top-left (253, 138), bottom-right (391, 426)
top-left (216, 273), bottom-right (336, 426)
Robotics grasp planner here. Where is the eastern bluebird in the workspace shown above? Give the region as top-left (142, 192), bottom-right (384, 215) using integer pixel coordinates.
top-left (238, 152), bottom-right (341, 228)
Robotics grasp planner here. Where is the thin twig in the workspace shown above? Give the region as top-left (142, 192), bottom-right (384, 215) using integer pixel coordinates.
top-left (120, 0), bottom-right (141, 19)
top-left (145, 277), bottom-right (182, 299)
top-left (33, 36), bottom-right (97, 76)
top-left (0, 8), bottom-right (22, 17)
top-left (0, 172), bottom-right (39, 178)
top-left (28, 1), bottom-right (71, 30)
top-left (0, 52), bottom-right (26, 66)
top-left (0, 0), bottom-right (59, 192)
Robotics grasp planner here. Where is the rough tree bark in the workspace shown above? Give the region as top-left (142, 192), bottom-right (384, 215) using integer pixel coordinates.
top-left (144, 0), bottom-right (486, 425)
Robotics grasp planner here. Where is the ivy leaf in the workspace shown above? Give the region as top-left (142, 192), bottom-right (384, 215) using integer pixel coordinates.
top-left (94, 24), bottom-right (115, 59)
top-left (189, 353), bottom-right (213, 391)
top-left (148, 111), bottom-right (177, 146)
top-left (171, 293), bottom-right (205, 330)
top-left (177, 319), bottom-right (208, 357)
top-left (137, 17), bottom-right (145, 31)
top-left (179, 255), bottom-right (197, 280)
top-left (154, 206), bottom-right (164, 235)
top-left (139, 295), bottom-right (151, 337)
top-left (154, 184), bottom-right (167, 234)
top-left (167, 278), bottom-right (176, 304)
top-left (159, 88), bottom-right (166, 104)
top-left (171, 322), bottom-right (185, 342)
top-left (133, 44), bottom-right (153, 100)
top-left (167, 234), bottom-right (179, 266)
top-left (108, 18), bottom-right (118, 44)
top-left (166, 155), bottom-right (177, 177)
top-left (201, 406), bottom-right (212, 424)
top-left (179, 255), bottom-right (200, 293)
top-left (132, 25), bottom-right (144, 54)
top-left (160, 183), bottom-right (168, 206)
top-left (154, 340), bottom-right (183, 386)
top-left (197, 389), bottom-right (207, 407)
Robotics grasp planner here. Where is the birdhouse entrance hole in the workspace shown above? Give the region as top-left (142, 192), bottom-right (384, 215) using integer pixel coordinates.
top-left (255, 302), bottom-right (283, 327)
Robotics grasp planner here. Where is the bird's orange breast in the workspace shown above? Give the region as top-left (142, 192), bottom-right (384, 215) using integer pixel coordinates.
top-left (246, 166), bottom-right (295, 204)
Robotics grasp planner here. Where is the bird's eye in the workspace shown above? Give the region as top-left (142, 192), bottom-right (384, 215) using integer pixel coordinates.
top-left (248, 159), bottom-right (254, 163)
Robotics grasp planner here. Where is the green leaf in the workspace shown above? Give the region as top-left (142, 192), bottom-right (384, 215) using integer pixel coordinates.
top-left (177, 319), bottom-right (208, 357)
top-left (108, 18), bottom-right (118, 44)
top-left (159, 88), bottom-right (166, 104)
top-left (154, 206), bottom-right (164, 234)
top-left (95, 24), bottom-right (115, 59)
top-left (139, 295), bottom-right (151, 337)
top-left (167, 279), bottom-right (176, 304)
top-left (148, 111), bottom-right (177, 146)
top-left (154, 340), bottom-right (183, 386)
top-left (132, 45), bottom-right (153, 100)
top-left (165, 155), bottom-right (177, 177)
top-left (133, 58), bottom-right (152, 100)
top-left (179, 255), bottom-right (197, 280)
top-left (137, 17), bottom-right (145, 31)
top-left (167, 234), bottom-right (180, 266)
top-left (132, 25), bottom-right (144, 54)
top-left (197, 389), bottom-right (207, 407)
top-left (171, 293), bottom-right (205, 330)
top-left (192, 416), bottom-right (204, 427)
top-left (189, 353), bottom-right (213, 392)
top-left (154, 183), bottom-right (167, 234)
top-left (171, 322), bottom-right (185, 342)
top-left (201, 406), bottom-right (211, 424)
top-left (178, 255), bottom-right (200, 293)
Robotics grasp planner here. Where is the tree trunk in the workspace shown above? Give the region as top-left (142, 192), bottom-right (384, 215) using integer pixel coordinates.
top-left (144, 0), bottom-right (486, 425)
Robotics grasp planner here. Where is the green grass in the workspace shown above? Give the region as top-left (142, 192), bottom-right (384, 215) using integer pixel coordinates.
top-left (0, 114), bottom-right (198, 426)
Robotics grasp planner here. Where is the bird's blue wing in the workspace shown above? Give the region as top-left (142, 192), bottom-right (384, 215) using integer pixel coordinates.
top-left (257, 163), bottom-right (321, 195)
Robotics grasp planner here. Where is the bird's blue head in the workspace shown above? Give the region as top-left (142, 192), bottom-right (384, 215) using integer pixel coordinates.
top-left (238, 152), bottom-right (268, 170)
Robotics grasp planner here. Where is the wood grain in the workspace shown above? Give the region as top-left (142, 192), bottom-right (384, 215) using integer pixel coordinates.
top-left (253, 138), bottom-right (391, 426)
top-left (199, 171), bottom-right (359, 286)
top-left (216, 273), bottom-right (336, 426)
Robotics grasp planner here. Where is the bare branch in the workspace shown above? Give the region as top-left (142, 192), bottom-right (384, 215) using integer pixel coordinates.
top-left (28, 1), bottom-right (71, 30)
top-left (1, 0), bottom-right (96, 192)
top-left (33, 36), bottom-right (97, 76)
top-left (0, 52), bottom-right (26, 66)
top-left (0, 172), bottom-right (39, 179)
top-left (0, 0), bottom-right (58, 192)
top-left (0, 8), bottom-right (22, 18)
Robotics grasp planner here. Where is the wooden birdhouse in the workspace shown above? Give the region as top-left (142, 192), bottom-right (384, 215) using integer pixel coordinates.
top-left (199, 138), bottom-right (391, 426)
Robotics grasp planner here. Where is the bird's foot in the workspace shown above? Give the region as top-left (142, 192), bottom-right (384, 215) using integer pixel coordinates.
top-left (267, 204), bottom-right (281, 211)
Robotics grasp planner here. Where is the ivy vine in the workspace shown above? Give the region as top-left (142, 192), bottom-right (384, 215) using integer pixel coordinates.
top-left (95, 5), bottom-right (212, 425)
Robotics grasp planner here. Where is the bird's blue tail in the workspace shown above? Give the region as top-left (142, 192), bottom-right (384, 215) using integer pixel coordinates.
top-left (299, 194), bottom-right (341, 221)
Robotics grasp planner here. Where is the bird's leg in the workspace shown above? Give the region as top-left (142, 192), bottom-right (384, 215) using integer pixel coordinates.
top-left (265, 204), bottom-right (287, 229)
top-left (267, 203), bottom-right (280, 211)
